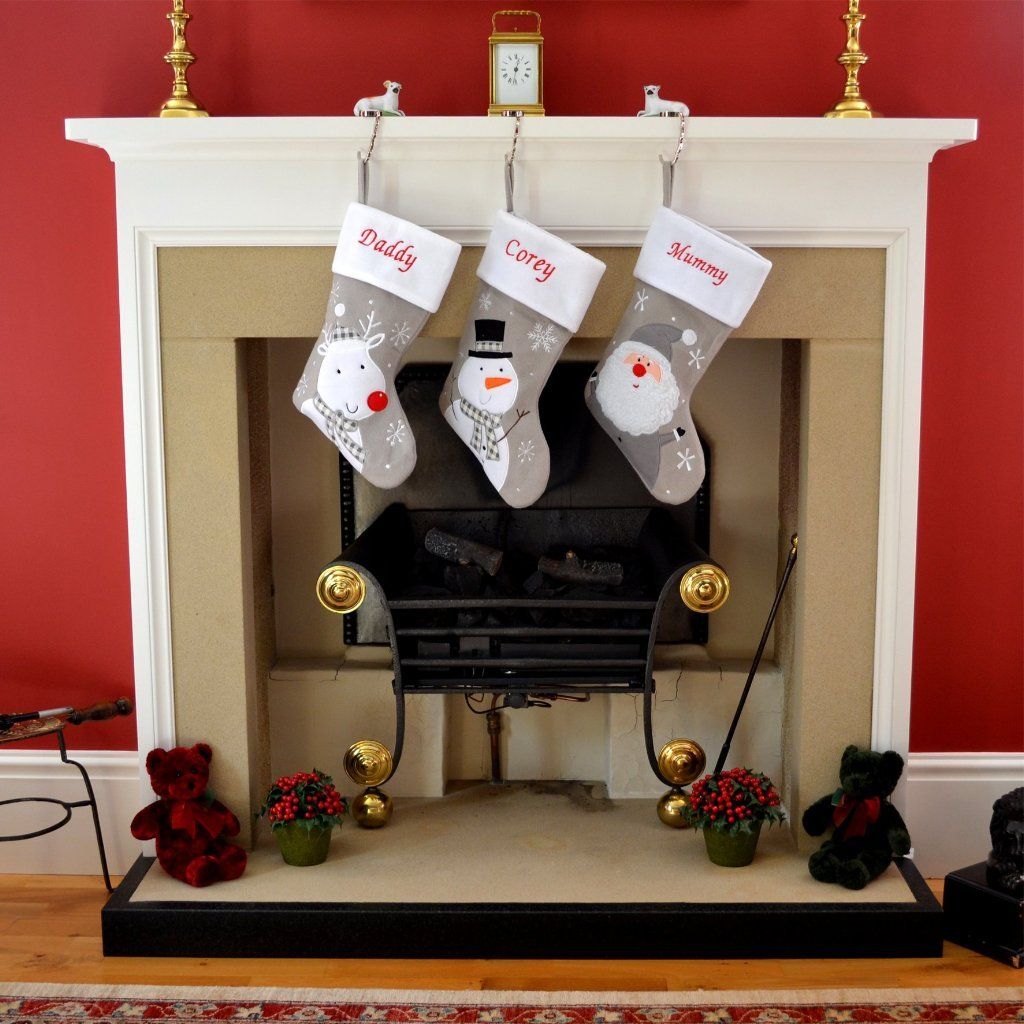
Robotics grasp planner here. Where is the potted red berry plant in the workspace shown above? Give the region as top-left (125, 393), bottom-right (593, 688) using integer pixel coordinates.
top-left (683, 767), bottom-right (785, 867)
top-left (258, 769), bottom-right (347, 866)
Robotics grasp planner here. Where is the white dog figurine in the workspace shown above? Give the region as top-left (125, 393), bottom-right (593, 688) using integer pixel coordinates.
top-left (353, 81), bottom-right (405, 117)
top-left (638, 85), bottom-right (689, 117)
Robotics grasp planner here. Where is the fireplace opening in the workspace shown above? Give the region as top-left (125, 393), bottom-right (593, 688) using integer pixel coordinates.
top-left (317, 362), bottom-right (726, 786)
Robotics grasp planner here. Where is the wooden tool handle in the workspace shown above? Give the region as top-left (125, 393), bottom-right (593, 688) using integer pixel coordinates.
top-left (67, 697), bottom-right (134, 725)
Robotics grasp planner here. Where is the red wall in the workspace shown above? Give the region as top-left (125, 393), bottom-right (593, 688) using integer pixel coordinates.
top-left (1, 1), bottom-right (1020, 752)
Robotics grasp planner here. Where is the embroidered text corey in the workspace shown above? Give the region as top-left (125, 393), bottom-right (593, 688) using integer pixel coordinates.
top-left (666, 242), bottom-right (729, 287)
top-left (357, 227), bottom-right (417, 273)
top-left (505, 239), bottom-right (556, 283)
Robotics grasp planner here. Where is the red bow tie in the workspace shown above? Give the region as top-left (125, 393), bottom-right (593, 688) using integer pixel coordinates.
top-left (169, 799), bottom-right (227, 838)
top-left (832, 790), bottom-right (881, 839)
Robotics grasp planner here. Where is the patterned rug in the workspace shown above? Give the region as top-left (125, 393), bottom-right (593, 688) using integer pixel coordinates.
top-left (0, 985), bottom-right (1020, 1023)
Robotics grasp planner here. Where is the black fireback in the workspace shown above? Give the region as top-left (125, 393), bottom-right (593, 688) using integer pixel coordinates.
top-left (339, 362), bottom-right (710, 645)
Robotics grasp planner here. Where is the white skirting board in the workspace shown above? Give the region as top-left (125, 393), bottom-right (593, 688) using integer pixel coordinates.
top-left (0, 749), bottom-right (141, 876)
top-left (904, 752), bottom-right (1024, 878)
top-left (0, 748), bottom-right (1019, 878)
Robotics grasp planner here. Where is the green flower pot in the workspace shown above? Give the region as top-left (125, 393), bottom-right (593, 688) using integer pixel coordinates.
top-left (702, 822), bottom-right (762, 867)
top-left (272, 821), bottom-right (335, 866)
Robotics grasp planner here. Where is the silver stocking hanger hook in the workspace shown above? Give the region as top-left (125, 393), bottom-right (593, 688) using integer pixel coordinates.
top-left (658, 112), bottom-right (688, 209)
top-left (357, 110), bottom-right (382, 206)
top-left (503, 109), bottom-right (524, 214)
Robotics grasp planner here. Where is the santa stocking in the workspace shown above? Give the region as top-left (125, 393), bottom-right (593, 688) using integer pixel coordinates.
top-left (441, 211), bottom-right (605, 507)
top-left (294, 203), bottom-right (460, 488)
top-left (585, 206), bottom-right (771, 504)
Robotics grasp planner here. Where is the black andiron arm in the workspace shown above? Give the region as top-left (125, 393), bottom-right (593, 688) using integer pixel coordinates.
top-left (713, 534), bottom-right (799, 776)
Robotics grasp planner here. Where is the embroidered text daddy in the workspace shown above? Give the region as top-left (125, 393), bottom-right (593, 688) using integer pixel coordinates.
top-left (666, 242), bottom-right (729, 287)
top-left (357, 227), bottom-right (417, 273)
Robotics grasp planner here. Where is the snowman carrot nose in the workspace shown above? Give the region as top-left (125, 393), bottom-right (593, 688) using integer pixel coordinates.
top-left (485, 376), bottom-right (511, 389)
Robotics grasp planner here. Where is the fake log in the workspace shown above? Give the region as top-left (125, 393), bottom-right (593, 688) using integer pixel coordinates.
top-left (537, 550), bottom-right (624, 587)
top-left (425, 527), bottom-right (503, 576)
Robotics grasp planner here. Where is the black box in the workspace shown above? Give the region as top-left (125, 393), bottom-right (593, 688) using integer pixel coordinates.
top-left (944, 861), bottom-right (1023, 968)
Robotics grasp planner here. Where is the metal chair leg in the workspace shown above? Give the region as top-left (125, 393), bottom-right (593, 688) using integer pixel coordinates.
top-left (59, 732), bottom-right (113, 892)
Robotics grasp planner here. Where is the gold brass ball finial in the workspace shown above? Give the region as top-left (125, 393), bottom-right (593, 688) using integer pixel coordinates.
top-left (344, 740), bottom-right (392, 787)
top-left (680, 564), bottom-right (730, 613)
top-left (317, 565), bottom-right (366, 614)
top-left (351, 788), bottom-right (394, 828)
top-left (658, 738), bottom-right (707, 787)
top-left (657, 787), bottom-right (692, 829)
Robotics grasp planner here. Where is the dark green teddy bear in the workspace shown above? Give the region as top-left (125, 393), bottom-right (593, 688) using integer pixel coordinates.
top-left (802, 745), bottom-right (912, 890)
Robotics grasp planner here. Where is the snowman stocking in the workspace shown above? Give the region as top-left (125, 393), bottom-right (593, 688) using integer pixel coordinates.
top-left (441, 211), bottom-right (605, 507)
top-left (585, 206), bottom-right (771, 504)
top-left (294, 203), bottom-right (461, 488)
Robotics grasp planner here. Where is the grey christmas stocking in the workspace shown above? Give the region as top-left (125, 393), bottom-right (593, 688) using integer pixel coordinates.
top-left (295, 203), bottom-right (460, 488)
top-left (586, 206), bottom-right (771, 504)
top-left (440, 211), bottom-right (605, 507)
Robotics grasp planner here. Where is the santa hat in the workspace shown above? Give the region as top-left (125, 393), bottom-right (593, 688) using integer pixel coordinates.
top-left (626, 323), bottom-right (695, 364)
top-left (469, 319), bottom-right (513, 359)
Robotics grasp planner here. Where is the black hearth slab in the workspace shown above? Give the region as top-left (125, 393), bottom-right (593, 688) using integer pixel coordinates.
top-left (103, 856), bottom-right (942, 959)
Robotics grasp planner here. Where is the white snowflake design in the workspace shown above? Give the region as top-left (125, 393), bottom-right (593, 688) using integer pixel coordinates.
top-left (477, 288), bottom-right (494, 311)
top-left (516, 439), bottom-right (536, 463)
top-left (527, 321), bottom-right (559, 353)
top-left (294, 373), bottom-right (310, 397)
top-left (677, 447), bottom-right (696, 471)
top-left (634, 287), bottom-right (649, 312)
top-left (386, 419), bottom-right (407, 447)
top-left (389, 321), bottom-right (412, 348)
top-left (688, 348), bottom-right (705, 370)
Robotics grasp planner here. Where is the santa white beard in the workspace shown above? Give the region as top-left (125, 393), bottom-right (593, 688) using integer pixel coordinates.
top-left (594, 346), bottom-right (681, 436)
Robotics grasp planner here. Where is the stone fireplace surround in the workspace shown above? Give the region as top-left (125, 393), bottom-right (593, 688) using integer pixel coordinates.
top-left (65, 116), bottom-right (975, 861)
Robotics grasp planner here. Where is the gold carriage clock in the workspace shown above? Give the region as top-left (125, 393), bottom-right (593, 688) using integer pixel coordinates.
top-left (488, 10), bottom-right (544, 116)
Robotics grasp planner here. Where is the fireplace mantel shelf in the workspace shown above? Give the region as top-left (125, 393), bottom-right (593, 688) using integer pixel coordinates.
top-left (67, 116), bottom-right (975, 165)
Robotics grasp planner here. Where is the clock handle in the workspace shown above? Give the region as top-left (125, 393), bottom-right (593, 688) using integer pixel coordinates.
top-left (492, 10), bottom-right (541, 34)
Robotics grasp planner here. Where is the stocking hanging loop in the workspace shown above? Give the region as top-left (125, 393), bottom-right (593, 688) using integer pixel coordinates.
top-left (356, 110), bottom-right (382, 206)
top-left (502, 109), bottom-right (524, 214)
top-left (658, 112), bottom-right (688, 209)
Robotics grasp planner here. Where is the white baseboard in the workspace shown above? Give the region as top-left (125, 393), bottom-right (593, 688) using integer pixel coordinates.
top-left (1, 748), bottom-right (1020, 880)
top-left (905, 751), bottom-right (1024, 878)
top-left (0, 749), bottom-right (142, 876)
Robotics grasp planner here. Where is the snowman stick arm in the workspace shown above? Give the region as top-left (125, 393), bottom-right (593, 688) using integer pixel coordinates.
top-left (497, 409), bottom-right (531, 442)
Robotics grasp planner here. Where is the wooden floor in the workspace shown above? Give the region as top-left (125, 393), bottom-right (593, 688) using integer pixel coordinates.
top-left (0, 874), bottom-right (1017, 992)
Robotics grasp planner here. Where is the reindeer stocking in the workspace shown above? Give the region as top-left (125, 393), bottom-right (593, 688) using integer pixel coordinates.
top-left (294, 203), bottom-right (461, 488)
top-left (441, 211), bottom-right (605, 507)
top-left (585, 206), bottom-right (771, 504)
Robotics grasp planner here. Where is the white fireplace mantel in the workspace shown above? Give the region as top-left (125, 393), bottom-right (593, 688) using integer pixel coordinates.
top-left (64, 115), bottom-right (976, 780)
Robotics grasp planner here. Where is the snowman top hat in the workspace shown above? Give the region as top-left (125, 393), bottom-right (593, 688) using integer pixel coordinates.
top-left (469, 318), bottom-right (513, 359)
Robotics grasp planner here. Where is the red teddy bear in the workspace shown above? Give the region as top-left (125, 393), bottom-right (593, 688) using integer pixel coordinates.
top-left (130, 743), bottom-right (247, 887)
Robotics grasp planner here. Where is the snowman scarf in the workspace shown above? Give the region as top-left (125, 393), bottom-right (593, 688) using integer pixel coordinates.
top-left (459, 398), bottom-right (502, 461)
top-left (312, 392), bottom-right (365, 464)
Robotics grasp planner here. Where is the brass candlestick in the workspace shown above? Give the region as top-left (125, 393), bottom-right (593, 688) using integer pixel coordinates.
top-left (158, 0), bottom-right (208, 118)
top-left (824, 0), bottom-right (879, 119)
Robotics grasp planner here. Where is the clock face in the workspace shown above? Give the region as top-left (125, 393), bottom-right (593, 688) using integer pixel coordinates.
top-left (494, 42), bottom-right (539, 105)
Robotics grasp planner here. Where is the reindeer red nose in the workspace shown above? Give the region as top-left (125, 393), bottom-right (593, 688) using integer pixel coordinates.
top-left (367, 390), bottom-right (388, 412)
top-left (632, 363), bottom-right (647, 378)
